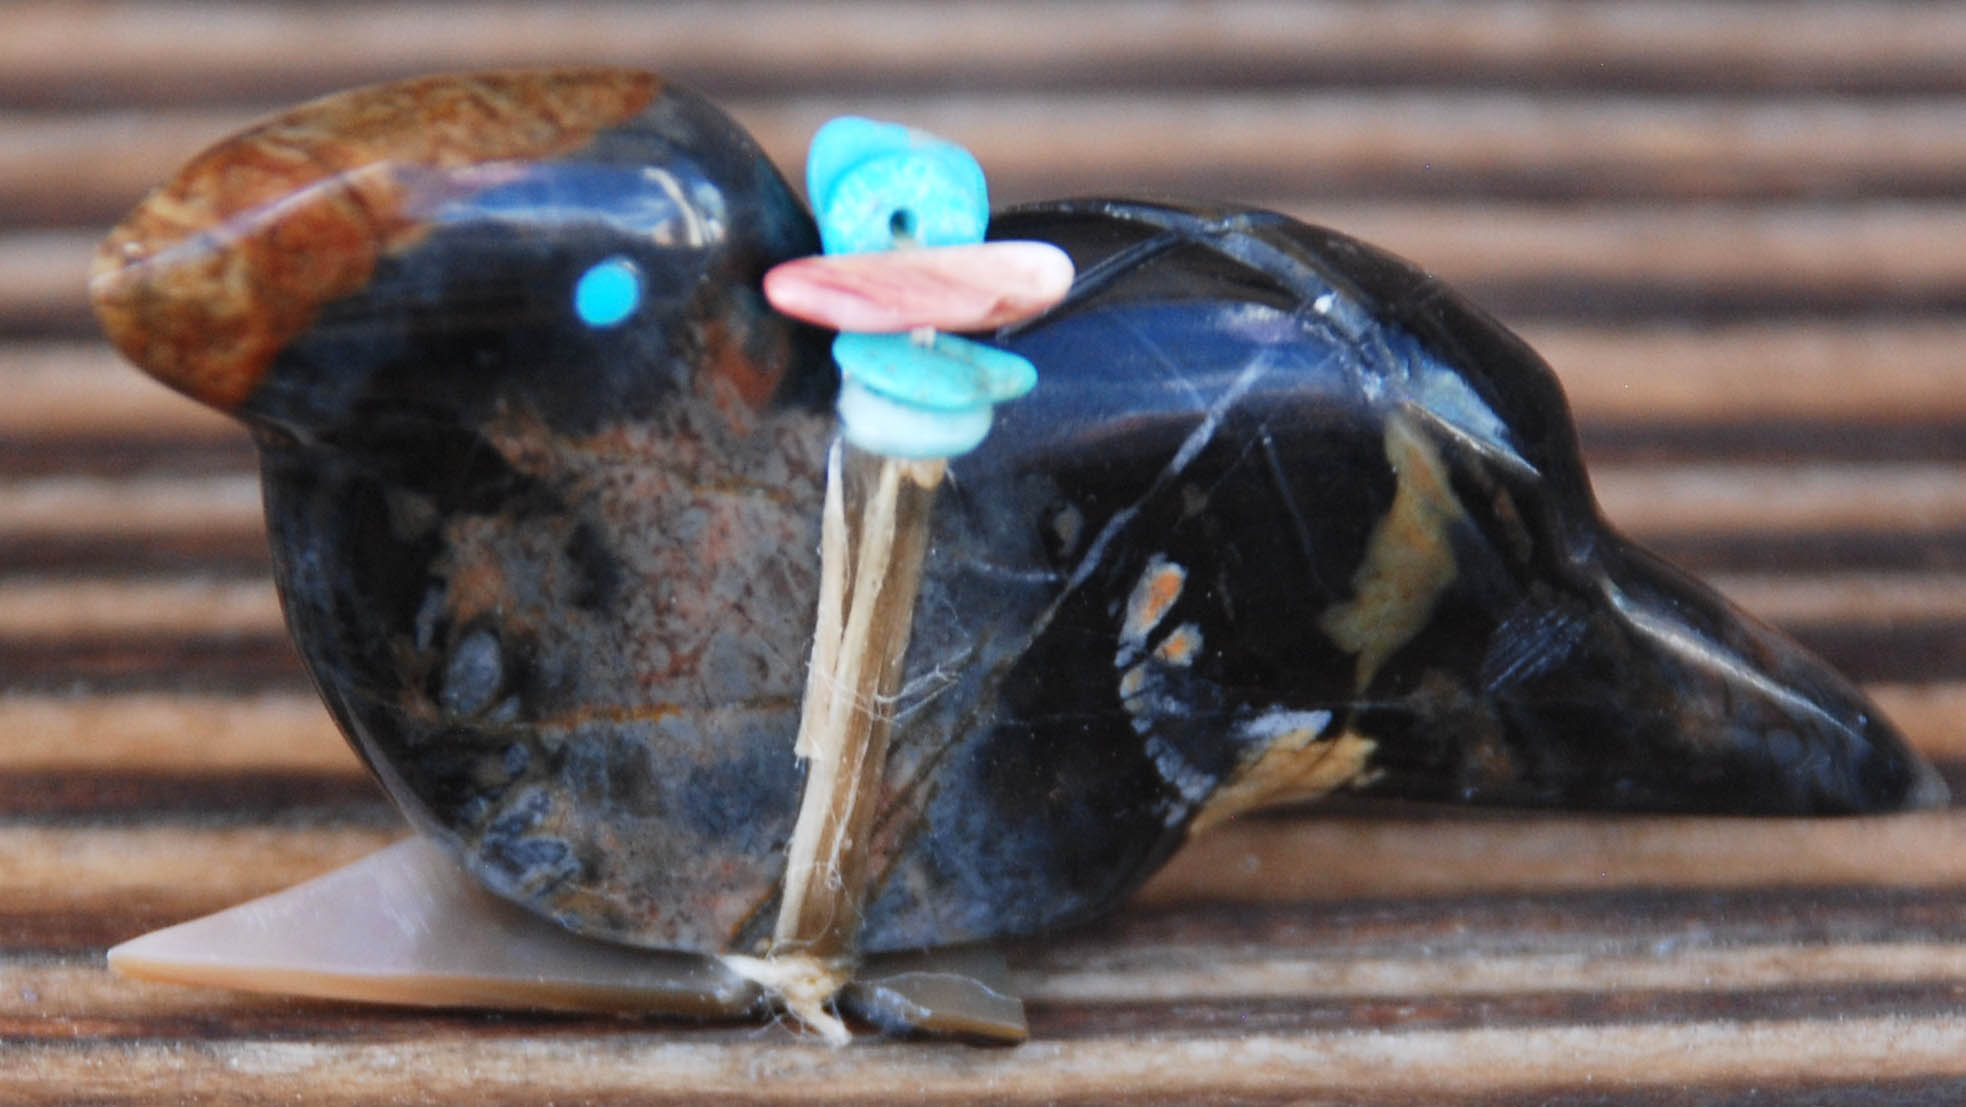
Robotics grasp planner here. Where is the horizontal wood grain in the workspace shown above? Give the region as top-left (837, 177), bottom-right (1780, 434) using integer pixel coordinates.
top-left (0, 577), bottom-right (280, 637)
top-left (0, 824), bottom-right (402, 936)
top-left (5, 1), bottom-right (1966, 107)
top-left (1588, 462), bottom-right (1966, 534)
top-left (0, 529), bottom-right (273, 578)
top-left (1526, 320), bottom-right (1966, 423)
top-left (0, 770), bottom-right (383, 819)
top-left (1057, 882), bottom-right (1966, 955)
top-left (0, 473), bottom-right (261, 538)
top-left (739, 91), bottom-right (1966, 205)
top-left (0, 341), bottom-right (234, 438)
top-left (1700, 572), bottom-right (1966, 623)
top-left (1872, 684), bottom-right (1966, 759)
top-left (0, 631), bottom-right (306, 693)
top-left (5, 1014), bottom-right (1966, 1105)
top-left (3, 1), bottom-right (1962, 1099)
top-left (1137, 807), bottom-right (1966, 907)
top-left (13, 94), bottom-right (1966, 232)
top-left (0, 229), bottom-right (96, 330)
top-left (1641, 528), bottom-right (1966, 578)
top-left (1287, 201), bottom-right (1966, 302)
top-left (1014, 943), bottom-right (1966, 1005)
top-left (0, 693), bottom-right (351, 772)
top-left (0, 956), bottom-right (372, 1021)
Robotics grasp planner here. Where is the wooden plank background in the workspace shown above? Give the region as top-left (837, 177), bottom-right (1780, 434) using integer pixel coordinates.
top-left (5, 2), bottom-right (1966, 1103)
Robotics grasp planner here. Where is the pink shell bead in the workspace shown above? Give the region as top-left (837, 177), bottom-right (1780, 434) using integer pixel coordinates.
top-left (763, 240), bottom-right (1075, 333)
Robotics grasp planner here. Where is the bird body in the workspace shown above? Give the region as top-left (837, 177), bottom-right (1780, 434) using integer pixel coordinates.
top-left (93, 70), bottom-right (1941, 963)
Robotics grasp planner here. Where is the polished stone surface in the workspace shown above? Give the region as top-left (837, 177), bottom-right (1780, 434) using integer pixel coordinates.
top-left (92, 70), bottom-right (1941, 961)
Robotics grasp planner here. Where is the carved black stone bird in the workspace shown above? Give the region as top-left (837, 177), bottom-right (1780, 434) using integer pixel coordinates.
top-left (92, 70), bottom-right (1943, 972)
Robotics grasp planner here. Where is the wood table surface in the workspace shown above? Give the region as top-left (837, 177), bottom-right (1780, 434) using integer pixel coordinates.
top-left (5, 3), bottom-right (1966, 1103)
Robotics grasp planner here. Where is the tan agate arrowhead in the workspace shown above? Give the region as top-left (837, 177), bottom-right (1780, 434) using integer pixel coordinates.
top-left (763, 240), bottom-right (1075, 332)
top-left (107, 837), bottom-right (1027, 1042)
top-left (107, 837), bottom-right (764, 1018)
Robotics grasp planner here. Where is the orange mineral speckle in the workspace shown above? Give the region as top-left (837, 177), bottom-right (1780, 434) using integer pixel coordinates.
top-left (90, 69), bottom-right (663, 412)
top-left (1153, 622), bottom-right (1203, 667)
top-left (1120, 557), bottom-right (1186, 649)
top-left (1189, 727), bottom-right (1377, 834)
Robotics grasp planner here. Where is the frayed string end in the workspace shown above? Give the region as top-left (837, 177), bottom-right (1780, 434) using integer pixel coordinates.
top-left (720, 952), bottom-right (855, 1046)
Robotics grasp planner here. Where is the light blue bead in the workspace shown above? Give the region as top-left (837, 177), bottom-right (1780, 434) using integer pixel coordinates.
top-left (807, 116), bottom-right (988, 255)
top-left (806, 116), bottom-right (1035, 458)
top-left (834, 332), bottom-right (1036, 410)
top-left (831, 331), bottom-right (1038, 457)
top-left (573, 256), bottom-right (642, 328)
top-left (836, 378), bottom-right (994, 459)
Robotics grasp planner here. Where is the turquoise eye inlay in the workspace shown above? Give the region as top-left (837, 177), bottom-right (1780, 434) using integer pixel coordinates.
top-left (574, 256), bottom-right (642, 328)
